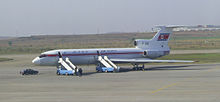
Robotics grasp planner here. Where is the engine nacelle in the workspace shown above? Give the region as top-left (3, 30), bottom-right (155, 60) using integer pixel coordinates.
top-left (143, 50), bottom-right (169, 59)
top-left (134, 40), bottom-right (150, 49)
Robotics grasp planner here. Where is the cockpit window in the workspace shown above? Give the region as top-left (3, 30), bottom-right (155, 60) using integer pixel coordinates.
top-left (39, 54), bottom-right (47, 58)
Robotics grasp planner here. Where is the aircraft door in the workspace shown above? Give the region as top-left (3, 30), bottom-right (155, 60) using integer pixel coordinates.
top-left (94, 50), bottom-right (100, 61)
top-left (97, 51), bottom-right (101, 56)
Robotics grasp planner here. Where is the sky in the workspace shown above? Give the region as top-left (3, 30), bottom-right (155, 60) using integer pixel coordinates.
top-left (0, 0), bottom-right (220, 37)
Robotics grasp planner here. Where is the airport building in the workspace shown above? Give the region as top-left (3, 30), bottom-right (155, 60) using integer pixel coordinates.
top-left (152, 25), bottom-right (220, 32)
top-left (173, 25), bottom-right (220, 32)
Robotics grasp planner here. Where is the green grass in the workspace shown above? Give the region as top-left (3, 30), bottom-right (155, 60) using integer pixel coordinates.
top-left (158, 53), bottom-right (220, 63)
top-left (0, 58), bottom-right (13, 62)
top-left (171, 36), bottom-right (220, 40)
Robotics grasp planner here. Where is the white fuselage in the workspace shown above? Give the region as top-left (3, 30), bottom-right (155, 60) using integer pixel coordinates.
top-left (32, 26), bottom-right (175, 66)
top-left (32, 48), bottom-right (168, 66)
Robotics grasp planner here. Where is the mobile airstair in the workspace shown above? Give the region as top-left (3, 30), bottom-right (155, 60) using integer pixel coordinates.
top-left (57, 52), bottom-right (82, 76)
top-left (96, 56), bottom-right (120, 72)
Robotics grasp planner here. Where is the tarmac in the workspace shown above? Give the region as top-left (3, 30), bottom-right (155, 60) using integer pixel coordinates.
top-left (0, 54), bottom-right (220, 102)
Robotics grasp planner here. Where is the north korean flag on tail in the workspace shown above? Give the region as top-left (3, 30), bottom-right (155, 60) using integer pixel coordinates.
top-left (157, 33), bottom-right (170, 41)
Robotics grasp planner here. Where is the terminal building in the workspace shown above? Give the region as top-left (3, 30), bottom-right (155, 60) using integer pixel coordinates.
top-left (152, 25), bottom-right (220, 32)
top-left (173, 25), bottom-right (220, 32)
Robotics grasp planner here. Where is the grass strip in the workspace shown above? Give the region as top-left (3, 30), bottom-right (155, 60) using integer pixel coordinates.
top-left (0, 58), bottom-right (13, 62)
top-left (158, 53), bottom-right (220, 64)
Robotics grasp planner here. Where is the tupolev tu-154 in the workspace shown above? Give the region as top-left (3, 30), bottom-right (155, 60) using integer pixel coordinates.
top-left (32, 25), bottom-right (193, 72)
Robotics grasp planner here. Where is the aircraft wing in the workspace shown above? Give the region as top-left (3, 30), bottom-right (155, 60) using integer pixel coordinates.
top-left (110, 58), bottom-right (194, 63)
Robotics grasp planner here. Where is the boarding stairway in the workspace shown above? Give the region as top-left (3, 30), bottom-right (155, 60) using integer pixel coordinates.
top-left (58, 57), bottom-right (76, 71)
top-left (57, 52), bottom-right (81, 75)
top-left (97, 56), bottom-right (120, 72)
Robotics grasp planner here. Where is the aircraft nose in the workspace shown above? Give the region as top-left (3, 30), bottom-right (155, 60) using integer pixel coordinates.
top-left (32, 57), bottom-right (41, 65)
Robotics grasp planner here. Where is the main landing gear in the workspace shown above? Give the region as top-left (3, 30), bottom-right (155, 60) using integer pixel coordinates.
top-left (132, 64), bottom-right (145, 71)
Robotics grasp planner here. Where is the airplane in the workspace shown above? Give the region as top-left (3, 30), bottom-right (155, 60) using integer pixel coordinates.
top-left (32, 25), bottom-right (194, 72)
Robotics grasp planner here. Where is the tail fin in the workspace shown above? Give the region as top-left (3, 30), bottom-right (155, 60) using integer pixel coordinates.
top-left (151, 26), bottom-right (174, 42)
top-left (135, 25), bottom-right (183, 50)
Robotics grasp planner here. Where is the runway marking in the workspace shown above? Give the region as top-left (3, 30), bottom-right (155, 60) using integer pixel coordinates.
top-left (151, 83), bottom-right (178, 94)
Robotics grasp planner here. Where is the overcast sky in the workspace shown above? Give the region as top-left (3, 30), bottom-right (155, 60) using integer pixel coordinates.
top-left (0, 0), bottom-right (220, 36)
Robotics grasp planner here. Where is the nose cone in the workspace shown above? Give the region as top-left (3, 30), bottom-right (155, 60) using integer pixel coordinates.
top-left (32, 57), bottom-right (41, 65)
